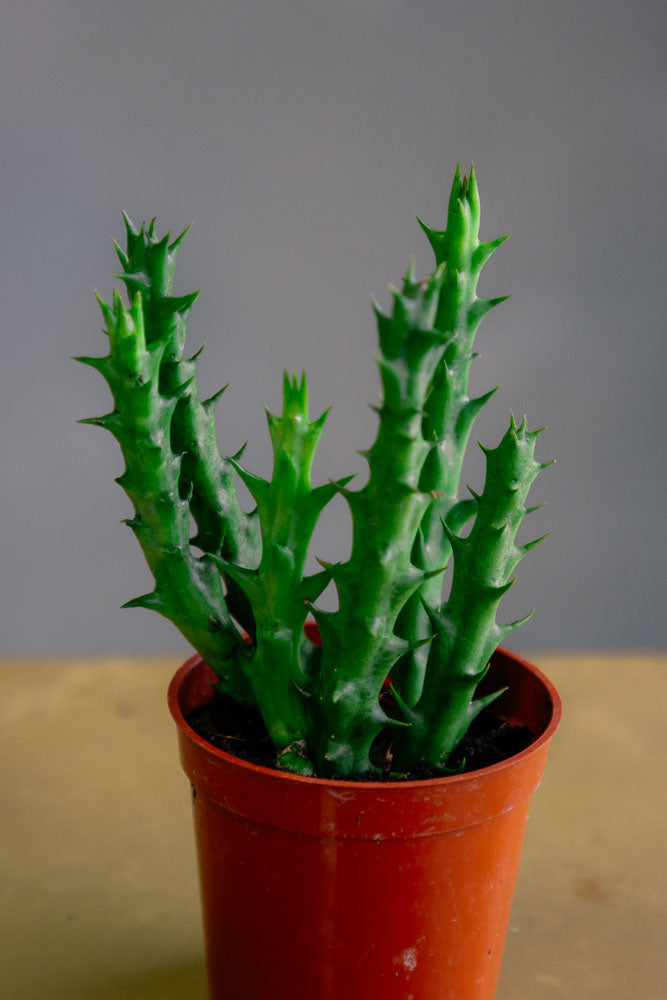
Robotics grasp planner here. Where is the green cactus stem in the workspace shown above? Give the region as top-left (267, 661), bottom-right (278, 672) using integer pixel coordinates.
top-left (210, 373), bottom-right (346, 769)
top-left (395, 164), bottom-right (509, 704)
top-left (309, 262), bottom-right (451, 776)
top-left (391, 415), bottom-right (551, 772)
top-left (79, 168), bottom-right (550, 780)
top-left (114, 216), bottom-right (261, 631)
top-left (76, 290), bottom-right (253, 705)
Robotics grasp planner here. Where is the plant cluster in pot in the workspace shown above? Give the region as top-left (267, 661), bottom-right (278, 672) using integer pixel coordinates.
top-left (78, 165), bottom-right (562, 1000)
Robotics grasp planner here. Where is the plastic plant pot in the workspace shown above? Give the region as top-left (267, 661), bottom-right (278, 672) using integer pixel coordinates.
top-left (168, 642), bottom-right (561, 1000)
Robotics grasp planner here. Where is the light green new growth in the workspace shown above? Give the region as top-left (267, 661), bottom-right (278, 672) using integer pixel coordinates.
top-left (79, 167), bottom-right (550, 779)
top-left (209, 374), bottom-right (350, 769)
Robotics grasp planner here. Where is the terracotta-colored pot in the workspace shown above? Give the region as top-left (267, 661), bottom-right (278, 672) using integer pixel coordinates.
top-left (168, 644), bottom-right (561, 1000)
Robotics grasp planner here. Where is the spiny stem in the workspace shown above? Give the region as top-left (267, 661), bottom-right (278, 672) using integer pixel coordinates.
top-left (395, 164), bottom-right (509, 703)
top-left (77, 290), bottom-right (253, 705)
top-left (310, 264), bottom-right (450, 776)
top-left (115, 215), bottom-right (261, 594)
top-left (210, 372), bottom-right (338, 768)
top-left (391, 415), bottom-right (551, 771)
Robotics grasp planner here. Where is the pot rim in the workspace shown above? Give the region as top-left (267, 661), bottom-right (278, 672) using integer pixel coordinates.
top-left (168, 646), bottom-right (562, 792)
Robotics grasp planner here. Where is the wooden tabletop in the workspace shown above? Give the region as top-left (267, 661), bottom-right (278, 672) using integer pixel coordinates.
top-left (1, 652), bottom-right (665, 999)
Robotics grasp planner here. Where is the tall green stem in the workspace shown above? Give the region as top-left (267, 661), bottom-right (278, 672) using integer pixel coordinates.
top-left (310, 264), bottom-right (449, 776)
top-left (77, 291), bottom-right (253, 704)
top-left (394, 165), bottom-right (509, 703)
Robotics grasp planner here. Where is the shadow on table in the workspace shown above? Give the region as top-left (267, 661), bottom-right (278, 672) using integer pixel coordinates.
top-left (49, 956), bottom-right (208, 1000)
top-left (110, 957), bottom-right (208, 999)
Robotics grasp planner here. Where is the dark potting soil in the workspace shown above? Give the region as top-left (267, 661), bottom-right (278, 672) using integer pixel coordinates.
top-left (186, 694), bottom-right (533, 781)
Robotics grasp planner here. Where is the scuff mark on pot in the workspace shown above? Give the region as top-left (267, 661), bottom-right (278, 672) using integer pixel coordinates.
top-left (394, 947), bottom-right (418, 972)
top-left (326, 788), bottom-right (356, 803)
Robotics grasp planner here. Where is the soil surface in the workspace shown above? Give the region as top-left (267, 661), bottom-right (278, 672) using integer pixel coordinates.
top-left (186, 695), bottom-right (533, 781)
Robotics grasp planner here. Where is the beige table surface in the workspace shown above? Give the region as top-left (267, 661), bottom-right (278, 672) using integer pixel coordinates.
top-left (1, 652), bottom-right (665, 1000)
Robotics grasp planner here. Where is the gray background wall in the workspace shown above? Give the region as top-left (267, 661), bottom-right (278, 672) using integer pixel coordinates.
top-left (1, 0), bottom-right (665, 655)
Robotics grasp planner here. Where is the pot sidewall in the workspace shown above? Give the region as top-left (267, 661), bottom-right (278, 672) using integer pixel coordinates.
top-left (168, 649), bottom-right (561, 1000)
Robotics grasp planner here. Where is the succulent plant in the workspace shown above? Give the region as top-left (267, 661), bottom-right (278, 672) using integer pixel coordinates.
top-left (78, 165), bottom-right (550, 779)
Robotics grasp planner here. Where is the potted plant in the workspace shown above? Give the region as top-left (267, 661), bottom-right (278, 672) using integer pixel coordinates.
top-left (78, 165), bottom-right (561, 1000)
